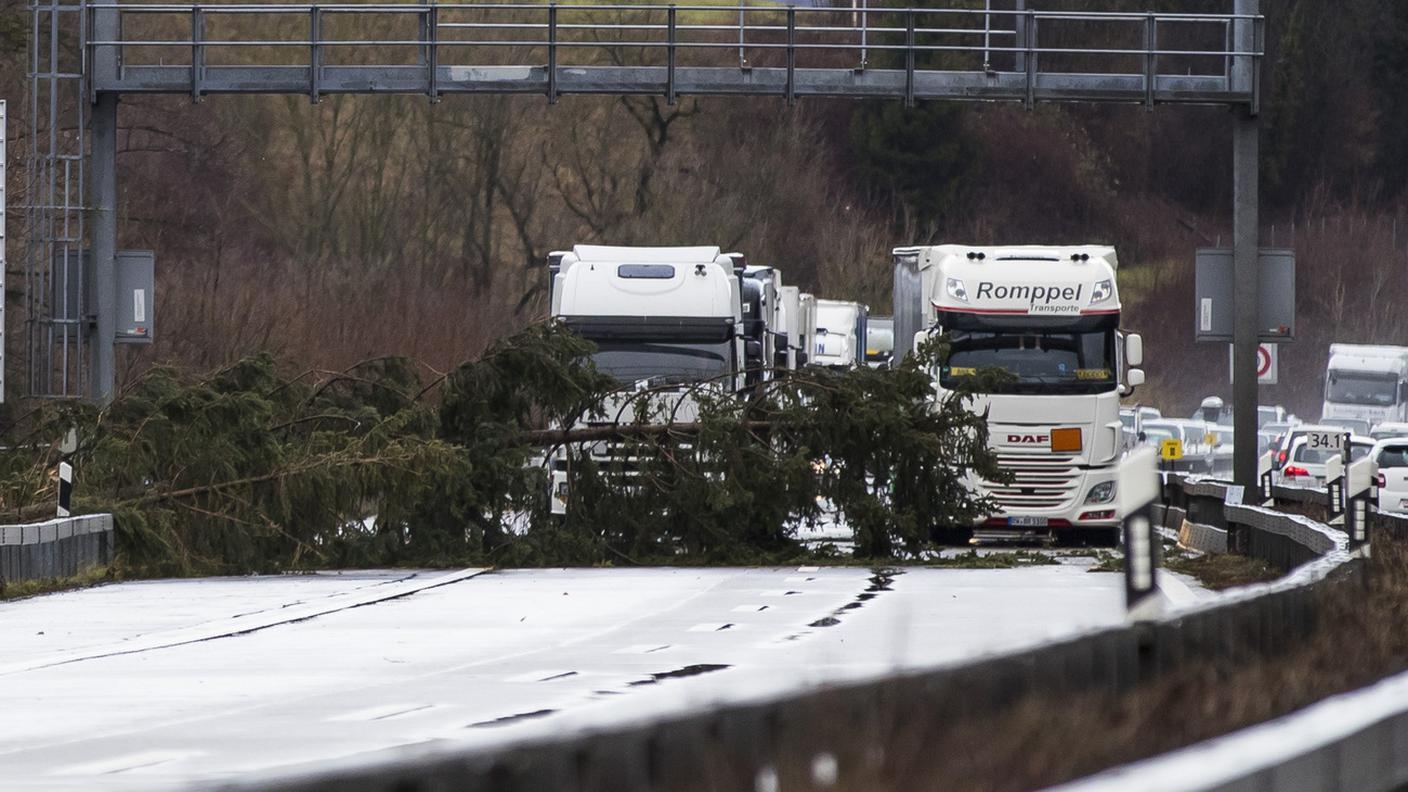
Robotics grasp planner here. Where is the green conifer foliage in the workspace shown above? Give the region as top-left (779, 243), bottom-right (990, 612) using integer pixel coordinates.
top-left (0, 326), bottom-right (1004, 573)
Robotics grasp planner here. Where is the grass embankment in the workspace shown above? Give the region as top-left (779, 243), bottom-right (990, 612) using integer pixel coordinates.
top-left (1087, 541), bottom-right (1282, 590)
top-left (810, 541), bottom-right (1405, 792)
top-left (0, 565), bottom-right (115, 602)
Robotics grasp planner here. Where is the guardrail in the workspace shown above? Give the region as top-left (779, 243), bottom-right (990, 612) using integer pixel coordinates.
top-left (0, 515), bottom-right (115, 586)
top-left (216, 472), bottom-right (1355, 792)
top-left (1055, 512), bottom-right (1408, 792)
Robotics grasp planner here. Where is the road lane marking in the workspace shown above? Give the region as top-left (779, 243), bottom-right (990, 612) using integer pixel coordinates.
top-left (0, 567), bottom-right (490, 677)
top-left (687, 623), bottom-right (734, 632)
top-left (326, 703), bottom-right (438, 722)
top-left (612, 644), bottom-right (673, 654)
top-left (52, 750), bottom-right (203, 776)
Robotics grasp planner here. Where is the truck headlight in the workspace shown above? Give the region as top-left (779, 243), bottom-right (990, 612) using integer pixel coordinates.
top-left (1084, 481), bottom-right (1117, 504)
top-left (946, 278), bottom-right (969, 303)
top-left (1090, 280), bottom-right (1113, 305)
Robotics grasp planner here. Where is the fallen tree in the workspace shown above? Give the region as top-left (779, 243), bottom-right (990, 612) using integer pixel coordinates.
top-left (0, 324), bottom-right (1005, 574)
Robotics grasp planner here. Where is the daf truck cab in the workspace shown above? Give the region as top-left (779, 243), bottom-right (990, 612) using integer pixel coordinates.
top-left (893, 244), bottom-right (1144, 542)
top-left (814, 299), bottom-right (868, 368)
top-left (1322, 344), bottom-right (1408, 429)
top-left (547, 245), bottom-right (748, 513)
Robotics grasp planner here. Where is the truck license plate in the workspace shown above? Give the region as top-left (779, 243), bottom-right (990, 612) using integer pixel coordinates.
top-left (1009, 516), bottom-right (1049, 528)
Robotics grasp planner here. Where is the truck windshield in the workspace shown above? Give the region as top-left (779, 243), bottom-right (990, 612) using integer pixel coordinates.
top-left (1326, 371), bottom-right (1398, 406)
top-left (941, 328), bottom-right (1117, 394)
top-left (588, 340), bottom-right (733, 384)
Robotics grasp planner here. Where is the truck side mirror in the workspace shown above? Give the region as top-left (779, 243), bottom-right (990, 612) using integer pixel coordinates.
top-left (913, 331), bottom-right (927, 355)
top-left (1127, 368), bottom-right (1145, 390)
top-left (1125, 334), bottom-right (1144, 367)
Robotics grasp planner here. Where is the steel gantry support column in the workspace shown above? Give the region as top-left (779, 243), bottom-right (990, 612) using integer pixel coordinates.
top-left (1231, 0), bottom-right (1260, 492)
top-left (89, 7), bottom-right (119, 403)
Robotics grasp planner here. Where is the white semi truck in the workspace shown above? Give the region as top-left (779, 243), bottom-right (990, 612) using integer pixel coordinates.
top-left (546, 244), bottom-right (751, 513)
top-left (1321, 344), bottom-right (1408, 433)
top-left (813, 299), bottom-right (868, 368)
top-left (893, 244), bottom-right (1145, 541)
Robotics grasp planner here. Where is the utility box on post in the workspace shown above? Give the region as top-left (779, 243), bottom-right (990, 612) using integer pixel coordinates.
top-left (1194, 248), bottom-right (1295, 343)
top-left (114, 250), bottom-right (154, 344)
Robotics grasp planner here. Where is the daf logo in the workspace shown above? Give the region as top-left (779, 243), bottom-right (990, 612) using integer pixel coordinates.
top-left (1007, 434), bottom-right (1050, 444)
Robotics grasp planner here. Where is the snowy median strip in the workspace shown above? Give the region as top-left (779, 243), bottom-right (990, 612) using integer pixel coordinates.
top-left (0, 567), bottom-right (488, 676)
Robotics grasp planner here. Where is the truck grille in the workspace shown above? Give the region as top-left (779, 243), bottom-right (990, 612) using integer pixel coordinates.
top-left (982, 453), bottom-right (1081, 511)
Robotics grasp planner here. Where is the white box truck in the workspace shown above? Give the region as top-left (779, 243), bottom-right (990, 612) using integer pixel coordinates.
top-left (813, 299), bottom-right (868, 368)
top-left (1321, 344), bottom-right (1408, 434)
top-left (893, 244), bottom-right (1145, 541)
top-left (546, 244), bottom-right (750, 513)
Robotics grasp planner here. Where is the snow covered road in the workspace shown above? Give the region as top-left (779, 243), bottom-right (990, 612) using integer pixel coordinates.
top-left (0, 562), bottom-right (1184, 790)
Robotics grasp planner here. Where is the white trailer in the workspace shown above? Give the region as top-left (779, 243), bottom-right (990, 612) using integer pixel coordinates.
top-left (813, 299), bottom-right (868, 368)
top-left (893, 244), bottom-right (1145, 541)
top-left (1322, 344), bottom-right (1408, 432)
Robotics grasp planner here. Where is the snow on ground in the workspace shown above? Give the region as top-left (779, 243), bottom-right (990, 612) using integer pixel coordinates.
top-left (0, 563), bottom-right (1199, 791)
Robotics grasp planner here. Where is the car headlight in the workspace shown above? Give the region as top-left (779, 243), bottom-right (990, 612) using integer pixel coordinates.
top-left (1091, 280), bottom-right (1113, 305)
top-left (1084, 481), bottom-right (1117, 504)
top-left (946, 277), bottom-right (969, 303)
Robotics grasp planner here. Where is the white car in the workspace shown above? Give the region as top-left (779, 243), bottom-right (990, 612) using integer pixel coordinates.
top-left (1373, 440), bottom-right (1408, 515)
top-left (1276, 434), bottom-right (1374, 489)
top-left (1274, 423), bottom-right (1354, 472)
top-left (1321, 416), bottom-right (1373, 437)
top-left (1370, 422), bottom-right (1408, 442)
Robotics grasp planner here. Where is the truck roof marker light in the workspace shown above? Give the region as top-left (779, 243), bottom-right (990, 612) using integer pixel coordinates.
top-left (966, 251), bottom-right (986, 261)
top-left (1070, 253), bottom-right (1091, 262)
top-left (1051, 427), bottom-right (1082, 453)
top-left (946, 278), bottom-right (969, 303)
top-left (1091, 280), bottom-right (1113, 305)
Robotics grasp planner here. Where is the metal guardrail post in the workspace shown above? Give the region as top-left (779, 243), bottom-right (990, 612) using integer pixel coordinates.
top-left (1143, 14), bottom-right (1155, 110)
top-left (1023, 9), bottom-right (1036, 109)
top-left (665, 5), bottom-right (676, 106)
top-left (426, 1), bottom-right (439, 102)
top-left (737, 5), bottom-right (747, 69)
top-left (785, 7), bottom-right (795, 106)
top-left (191, 6), bottom-right (204, 103)
top-left (857, 0), bottom-right (867, 71)
top-left (904, 9), bottom-right (915, 108)
top-left (1251, 15), bottom-right (1263, 115)
top-left (309, 5), bottom-right (321, 104)
top-left (547, 3), bottom-right (558, 104)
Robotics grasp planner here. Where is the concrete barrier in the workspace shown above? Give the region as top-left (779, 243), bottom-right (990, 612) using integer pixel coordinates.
top-left (0, 514), bottom-right (115, 585)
